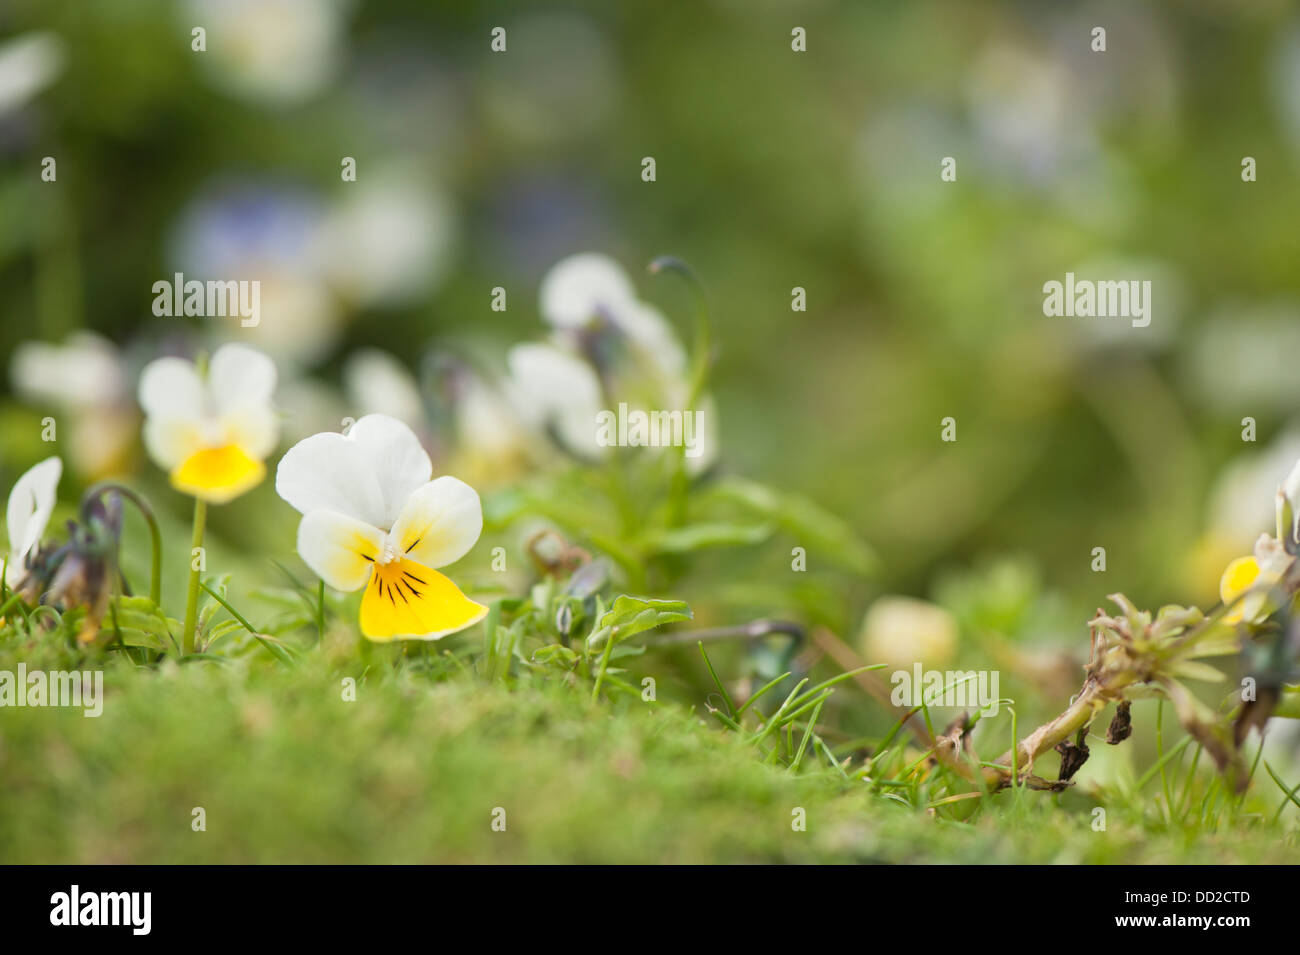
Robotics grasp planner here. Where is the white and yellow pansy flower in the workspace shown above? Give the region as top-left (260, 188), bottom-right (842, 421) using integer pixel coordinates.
top-left (5, 456), bottom-right (61, 589)
top-left (275, 414), bottom-right (487, 642)
top-left (138, 343), bottom-right (278, 504)
top-left (1219, 533), bottom-right (1294, 625)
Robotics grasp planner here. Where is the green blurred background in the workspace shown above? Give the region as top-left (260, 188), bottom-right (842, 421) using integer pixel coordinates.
top-left (3, 0), bottom-right (1300, 641)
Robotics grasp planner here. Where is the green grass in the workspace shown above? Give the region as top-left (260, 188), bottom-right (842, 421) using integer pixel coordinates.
top-left (2, 641), bottom-right (1297, 864)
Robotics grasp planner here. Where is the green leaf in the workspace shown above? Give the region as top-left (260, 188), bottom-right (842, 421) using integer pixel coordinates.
top-left (1274, 684), bottom-right (1300, 720)
top-left (705, 476), bottom-right (876, 576)
top-left (586, 595), bottom-right (692, 649)
top-left (532, 644), bottom-right (580, 668)
top-left (112, 596), bottom-right (179, 652)
top-left (643, 521), bottom-right (774, 554)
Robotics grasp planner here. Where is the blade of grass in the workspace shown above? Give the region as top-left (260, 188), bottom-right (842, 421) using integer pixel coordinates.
top-left (698, 642), bottom-right (736, 719)
top-left (735, 670), bottom-right (793, 720)
top-left (200, 582), bottom-right (297, 666)
top-left (790, 696), bottom-right (827, 773)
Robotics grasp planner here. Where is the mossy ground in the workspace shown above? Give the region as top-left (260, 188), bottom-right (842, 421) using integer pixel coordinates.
top-left (2, 637), bottom-right (1296, 864)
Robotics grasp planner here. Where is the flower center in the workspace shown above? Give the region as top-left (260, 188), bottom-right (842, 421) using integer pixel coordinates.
top-left (377, 536), bottom-right (400, 565)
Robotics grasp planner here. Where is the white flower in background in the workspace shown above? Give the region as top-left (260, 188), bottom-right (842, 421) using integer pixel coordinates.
top-left (531, 253), bottom-right (718, 472)
top-left (539, 253), bottom-right (686, 376)
top-left (170, 182), bottom-right (342, 367)
top-left (11, 332), bottom-right (125, 407)
top-left (859, 596), bottom-right (958, 669)
top-left (276, 414), bottom-right (486, 642)
top-left (0, 32), bottom-right (64, 115)
top-left (1207, 430), bottom-right (1300, 551)
top-left (504, 342), bottom-right (607, 461)
top-left (4, 456), bottom-right (61, 589)
top-left (138, 344), bottom-right (278, 503)
top-left (183, 0), bottom-right (347, 106)
top-left (1272, 22), bottom-right (1300, 154)
top-left (539, 253), bottom-right (637, 329)
top-left (1188, 303), bottom-right (1300, 415)
top-left (343, 348), bottom-right (425, 426)
top-left (319, 169), bottom-right (455, 308)
top-left (428, 362), bottom-right (535, 487)
top-left (10, 333), bottom-right (134, 478)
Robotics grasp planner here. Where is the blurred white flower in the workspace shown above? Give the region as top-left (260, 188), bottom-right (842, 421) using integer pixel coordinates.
top-left (343, 349), bottom-right (424, 426)
top-left (965, 37), bottom-right (1134, 225)
top-left (1207, 428), bottom-right (1300, 552)
top-left (969, 42), bottom-right (1077, 186)
top-left (183, 0), bottom-right (348, 106)
top-left (539, 252), bottom-right (636, 329)
top-left (11, 332), bottom-right (126, 409)
top-left (138, 343), bottom-right (279, 504)
top-left (1272, 22), bottom-right (1300, 153)
top-left (0, 32), bottom-right (64, 115)
top-left (1187, 302), bottom-right (1300, 414)
top-left (504, 342), bottom-right (607, 461)
top-left (538, 253), bottom-right (686, 375)
top-left (526, 253), bottom-right (718, 472)
top-left (318, 168), bottom-right (455, 308)
top-left (170, 183), bottom-right (342, 367)
top-left (10, 333), bottom-right (135, 479)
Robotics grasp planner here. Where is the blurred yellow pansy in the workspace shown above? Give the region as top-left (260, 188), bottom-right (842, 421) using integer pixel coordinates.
top-left (1218, 533), bottom-right (1292, 625)
top-left (138, 344), bottom-right (278, 504)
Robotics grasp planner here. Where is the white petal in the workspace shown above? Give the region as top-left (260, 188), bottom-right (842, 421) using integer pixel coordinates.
top-left (0, 32), bottom-right (65, 115)
top-left (206, 345), bottom-right (279, 460)
top-left (538, 252), bottom-right (636, 329)
top-left (220, 405), bottom-right (280, 461)
top-left (5, 456), bottom-right (61, 586)
top-left (142, 417), bottom-right (205, 472)
top-left (10, 332), bottom-right (125, 408)
top-left (209, 343), bottom-right (277, 412)
top-left (296, 509), bottom-right (385, 592)
top-left (505, 343), bottom-right (606, 459)
top-left (343, 348), bottom-right (424, 424)
top-left (275, 413), bottom-right (430, 529)
top-left (389, 476), bottom-right (483, 569)
top-left (618, 301), bottom-right (687, 377)
top-left (138, 356), bottom-right (204, 423)
top-left (276, 431), bottom-right (386, 526)
top-left (349, 414), bottom-right (432, 527)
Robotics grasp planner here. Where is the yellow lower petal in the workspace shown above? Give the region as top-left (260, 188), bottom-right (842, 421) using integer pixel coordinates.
top-left (359, 557), bottom-right (487, 642)
top-left (1219, 556), bottom-right (1260, 624)
top-left (171, 444), bottom-right (265, 504)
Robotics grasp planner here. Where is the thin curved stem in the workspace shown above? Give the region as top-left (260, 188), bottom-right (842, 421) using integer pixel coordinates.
top-left (181, 498), bottom-right (207, 656)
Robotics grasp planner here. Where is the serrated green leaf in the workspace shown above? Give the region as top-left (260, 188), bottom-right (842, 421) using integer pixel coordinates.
top-left (586, 595), bottom-right (692, 648)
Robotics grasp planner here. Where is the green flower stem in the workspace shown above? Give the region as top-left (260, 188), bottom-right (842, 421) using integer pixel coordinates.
top-left (181, 498), bottom-right (207, 656)
top-left (83, 482), bottom-right (162, 605)
top-left (648, 256), bottom-right (713, 526)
